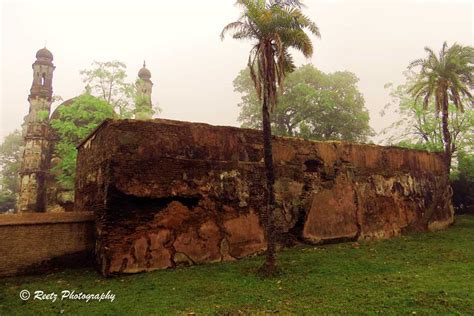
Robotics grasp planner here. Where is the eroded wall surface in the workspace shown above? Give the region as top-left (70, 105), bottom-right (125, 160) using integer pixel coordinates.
top-left (75, 119), bottom-right (453, 276)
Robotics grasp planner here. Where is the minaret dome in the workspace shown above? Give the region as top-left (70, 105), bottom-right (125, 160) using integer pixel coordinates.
top-left (35, 47), bottom-right (54, 62)
top-left (138, 61), bottom-right (151, 80)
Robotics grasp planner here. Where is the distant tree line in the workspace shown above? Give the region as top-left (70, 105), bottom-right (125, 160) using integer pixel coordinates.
top-left (235, 64), bottom-right (374, 142)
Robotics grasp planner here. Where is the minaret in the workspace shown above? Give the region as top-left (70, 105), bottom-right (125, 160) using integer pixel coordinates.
top-left (17, 47), bottom-right (55, 212)
top-left (135, 61), bottom-right (153, 119)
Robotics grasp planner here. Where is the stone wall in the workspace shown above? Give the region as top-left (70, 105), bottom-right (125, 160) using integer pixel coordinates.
top-left (75, 119), bottom-right (454, 276)
top-left (0, 212), bottom-right (94, 276)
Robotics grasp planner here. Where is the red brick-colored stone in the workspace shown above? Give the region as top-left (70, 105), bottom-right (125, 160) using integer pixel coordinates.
top-left (303, 175), bottom-right (359, 243)
top-left (74, 119), bottom-right (453, 276)
top-left (223, 211), bottom-right (266, 258)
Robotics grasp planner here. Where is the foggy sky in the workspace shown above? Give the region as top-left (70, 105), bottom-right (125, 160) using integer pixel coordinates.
top-left (1, 0), bottom-right (473, 143)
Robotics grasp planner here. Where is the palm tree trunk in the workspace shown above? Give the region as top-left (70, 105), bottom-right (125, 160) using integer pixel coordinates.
top-left (261, 95), bottom-right (277, 275)
top-left (258, 42), bottom-right (278, 276)
top-left (441, 93), bottom-right (452, 174)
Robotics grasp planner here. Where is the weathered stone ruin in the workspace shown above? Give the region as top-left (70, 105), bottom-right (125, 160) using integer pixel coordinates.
top-left (75, 119), bottom-right (454, 276)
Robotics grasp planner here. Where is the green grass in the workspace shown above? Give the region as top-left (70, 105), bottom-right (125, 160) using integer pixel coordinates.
top-left (1, 215), bottom-right (473, 315)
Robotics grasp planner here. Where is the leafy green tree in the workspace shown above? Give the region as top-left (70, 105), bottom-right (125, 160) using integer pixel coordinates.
top-left (382, 71), bottom-right (474, 161)
top-left (81, 61), bottom-right (161, 119)
top-left (0, 130), bottom-right (23, 212)
top-left (456, 152), bottom-right (474, 180)
top-left (408, 42), bottom-right (474, 173)
top-left (222, 0), bottom-right (319, 275)
top-left (0, 192), bottom-right (16, 213)
top-left (80, 61), bottom-right (135, 118)
top-left (451, 152), bottom-right (474, 213)
top-left (50, 93), bottom-right (115, 190)
top-left (235, 65), bottom-right (373, 142)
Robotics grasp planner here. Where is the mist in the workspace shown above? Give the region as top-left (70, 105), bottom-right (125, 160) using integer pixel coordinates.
top-left (1, 0), bottom-right (472, 142)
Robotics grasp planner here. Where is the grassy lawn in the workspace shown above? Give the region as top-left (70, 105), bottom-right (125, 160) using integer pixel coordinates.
top-left (1, 215), bottom-right (473, 315)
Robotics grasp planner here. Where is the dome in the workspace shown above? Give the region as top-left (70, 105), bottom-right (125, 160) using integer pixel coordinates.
top-left (50, 98), bottom-right (76, 121)
top-left (36, 47), bottom-right (53, 60)
top-left (138, 61), bottom-right (151, 80)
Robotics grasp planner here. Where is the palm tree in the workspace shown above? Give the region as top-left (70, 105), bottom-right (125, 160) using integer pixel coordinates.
top-left (221, 0), bottom-right (319, 276)
top-left (408, 42), bottom-right (474, 173)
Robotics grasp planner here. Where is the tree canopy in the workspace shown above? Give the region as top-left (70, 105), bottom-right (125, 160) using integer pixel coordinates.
top-left (235, 64), bottom-right (374, 142)
top-left (382, 71), bottom-right (474, 157)
top-left (0, 130), bottom-right (23, 212)
top-left (80, 61), bottom-right (160, 119)
top-left (80, 61), bottom-right (132, 117)
top-left (50, 93), bottom-right (115, 190)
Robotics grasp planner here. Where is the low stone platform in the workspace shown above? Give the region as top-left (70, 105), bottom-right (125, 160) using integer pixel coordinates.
top-left (75, 119), bottom-right (453, 276)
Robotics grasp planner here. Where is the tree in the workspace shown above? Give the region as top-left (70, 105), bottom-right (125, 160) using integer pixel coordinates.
top-left (50, 93), bottom-right (115, 190)
top-left (451, 152), bottom-right (474, 213)
top-left (0, 130), bottom-right (23, 212)
top-left (382, 71), bottom-right (474, 157)
top-left (0, 192), bottom-right (16, 213)
top-left (80, 61), bottom-right (135, 118)
top-left (235, 64), bottom-right (373, 142)
top-left (408, 42), bottom-right (474, 173)
top-left (222, 0), bottom-right (319, 276)
top-left (81, 61), bottom-right (161, 119)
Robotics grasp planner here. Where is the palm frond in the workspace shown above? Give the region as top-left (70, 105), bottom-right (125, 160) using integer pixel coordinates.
top-left (268, 0), bottom-right (305, 9)
top-left (279, 28), bottom-right (313, 57)
top-left (408, 58), bottom-right (426, 69)
top-left (220, 21), bottom-right (246, 40)
top-left (225, 0), bottom-right (319, 114)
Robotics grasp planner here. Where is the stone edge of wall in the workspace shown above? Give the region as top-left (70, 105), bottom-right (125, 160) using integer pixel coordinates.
top-left (0, 211), bottom-right (94, 226)
top-left (77, 118), bottom-right (446, 157)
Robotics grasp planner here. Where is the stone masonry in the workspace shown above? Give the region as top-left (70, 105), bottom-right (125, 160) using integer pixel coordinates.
top-left (17, 48), bottom-right (55, 212)
top-left (75, 119), bottom-right (454, 276)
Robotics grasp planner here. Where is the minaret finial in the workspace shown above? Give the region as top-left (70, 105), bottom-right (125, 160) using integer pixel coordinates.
top-left (143, 60), bottom-right (146, 67)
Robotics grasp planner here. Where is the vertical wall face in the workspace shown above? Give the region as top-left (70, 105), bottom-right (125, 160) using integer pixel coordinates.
top-left (17, 51), bottom-right (55, 212)
top-left (0, 212), bottom-right (95, 276)
top-left (75, 119), bottom-right (454, 276)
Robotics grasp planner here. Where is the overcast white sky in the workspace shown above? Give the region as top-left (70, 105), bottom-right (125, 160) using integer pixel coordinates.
top-left (1, 0), bottom-right (473, 143)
